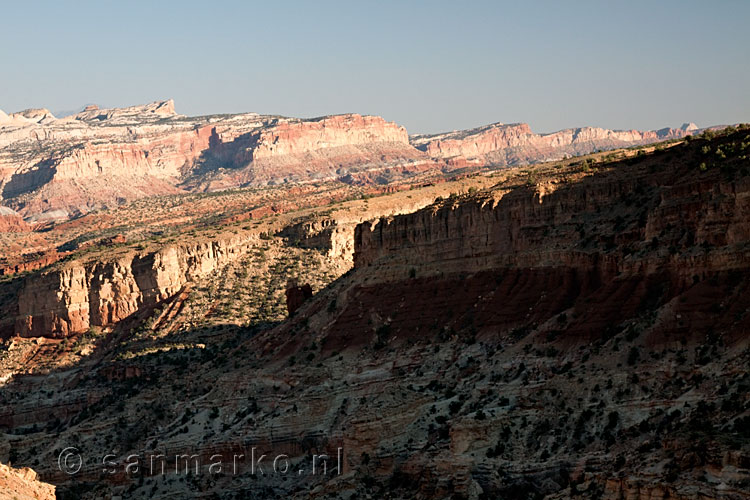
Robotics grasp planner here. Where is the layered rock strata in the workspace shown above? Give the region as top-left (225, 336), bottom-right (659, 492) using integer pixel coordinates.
top-left (14, 234), bottom-right (258, 338)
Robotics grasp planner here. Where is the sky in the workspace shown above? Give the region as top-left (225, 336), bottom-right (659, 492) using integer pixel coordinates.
top-left (1, 0), bottom-right (749, 134)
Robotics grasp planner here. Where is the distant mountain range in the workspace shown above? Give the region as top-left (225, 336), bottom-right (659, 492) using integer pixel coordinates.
top-left (0, 100), bottom-right (707, 222)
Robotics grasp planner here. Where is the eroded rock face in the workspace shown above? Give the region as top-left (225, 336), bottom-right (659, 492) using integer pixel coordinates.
top-left (0, 251), bottom-right (59, 277)
top-left (355, 151), bottom-right (748, 283)
top-left (252, 114), bottom-right (409, 159)
top-left (352, 148), bottom-right (750, 346)
top-left (279, 218), bottom-right (358, 264)
top-left (194, 114), bottom-right (429, 189)
top-left (411, 122), bottom-right (696, 166)
top-left (14, 234), bottom-right (258, 338)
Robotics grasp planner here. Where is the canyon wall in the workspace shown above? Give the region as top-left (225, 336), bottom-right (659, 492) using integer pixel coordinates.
top-left (14, 234), bottom-right (258, 338)
top-left (351, 132), bottom-right (750, 347)
top-left (355, 146), bottom-right (748, 279)
top-left (270, 130), bottom-right (749, 497)
top-left (6, 171), bottom-right (487, 340)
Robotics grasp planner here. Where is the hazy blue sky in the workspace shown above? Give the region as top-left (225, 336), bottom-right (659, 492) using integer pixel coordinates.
top-left (1, 1), bottom-right (748, 134)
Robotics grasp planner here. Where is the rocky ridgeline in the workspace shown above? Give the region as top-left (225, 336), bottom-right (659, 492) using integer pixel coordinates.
top-left (411, 122), bottom-right (698, 167)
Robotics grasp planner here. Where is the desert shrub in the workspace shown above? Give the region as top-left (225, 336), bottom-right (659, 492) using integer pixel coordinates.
top-left (627, 347), bottom-right (640, 366)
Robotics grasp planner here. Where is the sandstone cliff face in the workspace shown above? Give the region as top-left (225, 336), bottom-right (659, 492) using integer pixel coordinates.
top-left (277, 182), bottom-right (458, 266)
top-left (280, 218), bottom-right (358, 264)
top-left (183, 114), bottom-right (430, 189)
top-left (411, 122), bottom-right (694, 166)
top-left (252, 114), bottom-right (408, 159)
top-left (355, 171), bottom-right (749, 277)
top-left (50, 125), bottom-right (215, 181)
top-left (14, 234), bottom-right (258, 338)
top-left (413, 122), bottom-right (534, 159)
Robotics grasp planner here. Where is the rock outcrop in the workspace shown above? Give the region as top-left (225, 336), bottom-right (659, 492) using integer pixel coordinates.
top-left (8, 108), bottom-right (57, 125)
top-left (0, 206), bottom-right (30, 232)
top-left (279, 218), bottom-right (358, 264)
top-left (0, 251), bottom-right (60, 278)
top-left (14, 234), bottom-right (259, 338)
top-left (68, 99), bottom-right (177, 121)
top-left (0, 462), bottom-right (55, 500)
